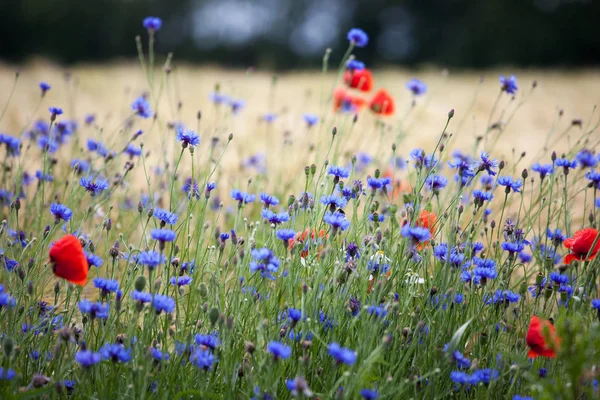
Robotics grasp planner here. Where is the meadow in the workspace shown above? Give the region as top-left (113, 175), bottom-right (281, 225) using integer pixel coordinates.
top-left (0, 21), bottom-right (600, 399)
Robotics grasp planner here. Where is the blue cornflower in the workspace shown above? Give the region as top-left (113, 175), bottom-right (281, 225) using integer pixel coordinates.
top-left (143, 16), bottom-right (162, 31)
top-left (75, 350), bottom-right (102, 367)
top-left (366, 305), bottom-right (387, 318)
top-left (474, 267), bottom-right (497, 281)
top-left (328, 342), bottom-right (357, 365)
top-left (366, 176), bottom-right (390, 191)
top-left (153, 208), bottom-right (178, 225)
top-left (360, 389), bottom-right (379, 400)
top-left (36, 170), bottom-right (53, 181)
top-left (100, 344), bottom-right (131, 363)
top-left (131, 96), bottom-right (152, 118)
top-left (219, 232), bottom-right (230, 242)
top-left (497, 176), bottom-right (523, 193)
top-left (328, 165), bottom-right (350, 179)
top-left (78, 300), bottom-right (109, 319)
top-left (591, 299), bottom-right (600, 310)
top-left (473, 190), bottom-right (494, 205)
top-left (450, 371), bottom-right (469, 384)
top-left (176, 126), bottom-right (200, 147)
top-left (49, 106), bottom-right (63, 116)
top-left (323, 211), bottom-right (350, 232)
top-left (0, 189), bottom-right (12, 205)
top-left (230, 99), bottom-right (245, 114)
top-left (406, 78), bottom-right (427, 96)
top-left (0, 134), bottom-right (21, 156)
top-left (125, 144), bottom-right (142, 157)
top-left (346, 242), bottom-right (360, 260)
top-left (453, 351), bottom-right (471, 369)
top-left (485, 290), bottom-right (520, 305)
top-left (261, 209), bottom-right (290, 225)
top-left (513, 396), bottom-right (534, 400)
top-left (500, 75), bottom-right (518, 94)
top-left (519, 252), bottom-right (532, 263)
top-left (151, 348), bottom-right (169, 361)
top-left (206, 181), bottom-right (216, 192)
top-left (93, 278), bottom-right (119, 294)
top-left (475, 152), bottom-right (499, 176)
top-left (320, 195), bottom-right (347, 210)
top-left (131, 291), bottom-right (152, 304)
top-left (137, 250), bottom-right (166, 269)
top-left (473, 257), bottom-right (496, 269)
top-left (50, 203), bottom-right (72, 222)
top-left (260, 193), bottom-right (280, 208)
top-left (303, 113), bottom-right (319, 127)
top-left (85, 253), bottom-right (103, 268)
top-left (170, 276), bottom-right (192, 287)
top-left (547, 228), bottom-right (566, 244)
top-left (39, 81), bottom-right (51, 95)
top-left (449, 157), bottom-right (476, 180)
top-left (195, 333), bottom-right (220, 349)
top-left (501, 241), bottom-right (526, 255)
top-left (368, 213), bottom-right (385, 223)
top-left (267, 341), bottom-right (291, 360)
top-left (80, 177), bottom-right (109, 196)
top-left (401, 225), bottom-right (431, 243)
top-left (454, 293), bottom-right (464, 304)
top-left (209, 92), bottom-right (229, 105)
top-left (469, 368), bottom-right (499, 384)
top-left (152, 294), bottom-right (175, 314)
top-left (263, 113), bottom-right (277, 123)
top-left (346, 59), bottom-right (365, 71)
top-left (425, 175), bottom-right (448, 193)
top-left (586, 170), bottom-right (600, 186)
top-left (596, 197), bottom-right (600, 208)
top-left (190, 348), bottom-right (215, 370)
top-left (287, 308), bottom-right (302, 322)
top-left (576, 149), bottom-right (598, 168)
top-left (151, 228), bottom-right (176, 242)
top-left (555, 157), bottom-right (578, 170)
top-left (347, 28), bottom-right (369, 47)
top-left (231, 189), bottom-right (255, 205)
top-left (549, 272), bottom-right (569, 285)
top-left (276, 229), bottom-right (295, 242)
top-left (531, 163), bottom-right (554, 179)
top-left (5, 259), bottom-right (18, 272)
top-left (0, 292), bottom-right (16, 308)
top-left (37, 135), bottom-right (58, 153)
top-left (249, 247), bottom-right (280, 280)
top-left (71, 159), bottom-right (90, 173)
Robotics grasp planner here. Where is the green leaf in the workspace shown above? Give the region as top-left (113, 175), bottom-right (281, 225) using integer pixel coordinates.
top-left (446, 318), bottom-right (473, 354)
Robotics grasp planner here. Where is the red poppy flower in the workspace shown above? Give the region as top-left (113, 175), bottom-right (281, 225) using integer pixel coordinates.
top-left (49, 235), bottom-right (89, 286)
top-left (369, 89), bottom-right (395, 116)
top-left (416, 209), bottom-right (436, 236)
top-left (288, 229), bottom-right (328, 258)
top-left (526, 315), bottom-right (559, 358)
top-left (333, 88), bottom-right (366, 113)
top-left (563, 227), bottom-right (600, 264)
top-left (343, 69), bottom-right (374, 92)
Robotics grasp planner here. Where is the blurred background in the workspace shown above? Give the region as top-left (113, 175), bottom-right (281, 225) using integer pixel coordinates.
top-left (1, 0), bottom-right (599, 69)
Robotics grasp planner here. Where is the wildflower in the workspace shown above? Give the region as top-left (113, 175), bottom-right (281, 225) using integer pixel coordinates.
top-left (182, 178), bottom-right (200, 200)
top-left (500, 75), bottom-right (518, 94)
top-left (36, 170), bottom-right (54, 181)
top-left (0, 292), bottom-right (16, 308)
top-left (230, 99), bottom-right (245, 114)
top-left (410, 148), bottom-right (438, 170)
top-left (531, 163), bottom-right (553, 180)
top-left (170, 275), bottom-right (192, 286)
top-left (131, 96), bottom-right (152, 118)
top-left (555, 157), bottom-right (577, 172)
top-left (563, 228), bottom-right (600, 264)
top-left (152, 294), bottom-right (175, 314)
top-left (209, 92), bottom-right (229, 105)
top-left (328, 342), bottom-right (357, 365)
top-left (219, 232), bottom-right (230, 242)
top-left (190, 348), bottom-right (215, 370)
top-left (366, 305), bottom-right (387, 318)
top-left (50, 203), bottom-right (73, 222)
top-left (468, 368), bottom-right (499, 384)
top-left (80, 177), bottom-right (109, 196)
top-left (406, 78), bottom-right (427, 96)
top-left (276, 229), bottom-right (295, 244)
top-left (260, 193), bottom-right (280, 208)
top-left (323, 211), bottom-right (351, 232)
top-left (450, 371), bottom-right (469, 385)
top-left (320, 195), bottom-right (347, 210)
top-left (231, 190), bottom-right (255, 205)
top-left (474, 267), bottom-right (497, 281)
top-left (344, 68), bottom-right (373, 92)
top-left (347, 28), bottom-right (369, 47)
top-left (526, 315), bottom-right (559, 358)
top-left (93, 278), bottom-right (119, 295)
top-left (49, 106), bottom-right (63, 116)
top-left (131, 291), bottom-right (152, 304)
top-left (176, 126), bottom-right (200, 147)
top-left (346, 59), bottom-right (365, 71)
top-left (143, 16), bottom-right (162, 31)
top-left (137, 250), bottom-right (166, 269)
top-left (151, 348), bottom-right (169, 362)
top-left (425, 175), bottom-right (448, 194)
top-left (333, 87), bottom-right (366, 113)
top-left (401, 225), bottom-right (431, 244)
top-left (366, 176), bottom-right (390, 192)
top-left (549, 272), bottom-right (569, 285)
top-left (368, 213), bottom-right (385, 223)
top-left (485, 290), bottom-right (520, 305)
top-left (497, 176), bottom-right (523, 193)
top-left (267, 341), bottom-right (291, 360)
top-left (586, 170), bottom-right (600, 187)
top-left (261, 209), bottom-right (290, 225)
top-left (513, 396), bottom-right (534, 400)
top-left (151, 228), bottom-right (176, 243)
top-left (452, 351), bottom-right (471, 369)
top-left (100, 344), bottom-right (131, 363)
top-left (50, 235), bottom-right (88, 286)
top-left (71, 159), bottom-right (90, 174)
top-left (575, 149), bottom-right (598, 168)
top-left (501, 240), bottom-right (526, 255)
top-left (454, 293), bottom-right (464, 304)
top-left (78, 300), bottom-right (109, 319)
top-left (75, 350), bottom-right (102, 367)
top-left (369, 89), bottom-right (395, 116)
top-left (328, 165), bottom-right (350, 180)
top-left (125, 144), bottom-right (142, 157)
top-left (360, 389), bottom-right (379, 400)
top-left (195, 333), bottom-right (220, 349)
top-left (0, 134), bottom-right (21, 157)
top-left (206, 181), bottom-right (216, 192)
top-left (39, 81), bottom-right (51, 95)
top-left (547, 228), bottom-right (566, 244)
top-left (249, 247), bottom-right (280, 280)
top-left (263, 113), bottom-right (277, 123)
top-left (153, 208), bottom-right (179, 225)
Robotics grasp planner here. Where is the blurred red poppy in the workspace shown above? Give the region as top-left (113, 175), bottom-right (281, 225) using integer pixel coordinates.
top-left (526, 315), bottom-right (559, 358)
top-left (369, 89), bottom-right (395, 116)
top-left (563, 227), bottom-right (600, 264)
top-left (343, 69), bottom-right (373, 92)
